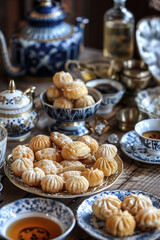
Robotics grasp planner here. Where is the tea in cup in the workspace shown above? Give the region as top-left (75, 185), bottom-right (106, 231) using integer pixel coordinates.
top-left (135, 119), bottom-right (160, 156)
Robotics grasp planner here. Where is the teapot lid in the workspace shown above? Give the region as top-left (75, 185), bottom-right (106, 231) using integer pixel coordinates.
top-left (0, 80), bottom-right (31, 110)
top-left (28, 0), bottom-right (66, 25)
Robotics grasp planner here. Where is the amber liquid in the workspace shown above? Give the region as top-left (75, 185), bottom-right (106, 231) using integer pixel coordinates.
top-left (6, 217), bottom-right (62, 240)
top-left (103, 21), bottom-right (134, 60)
top-left (142, 131), bottom-right (160, 140)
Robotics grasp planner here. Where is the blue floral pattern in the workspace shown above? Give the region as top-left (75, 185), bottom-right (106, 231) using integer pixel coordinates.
top-left (120, 131), bottom-right (160, 164)
top-left (77, 190), bottom-right (160, 240)
top-left (0, 198), bottom-right (75, 240)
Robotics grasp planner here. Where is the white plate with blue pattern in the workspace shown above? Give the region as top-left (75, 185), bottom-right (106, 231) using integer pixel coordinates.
top-left (76, 190), bottom-right (160, 240)
top-left (120, 130), bottom-right (160, 164)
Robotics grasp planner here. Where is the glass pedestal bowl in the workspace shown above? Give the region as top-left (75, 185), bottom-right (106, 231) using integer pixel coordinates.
top-left (40, 88), bottom-right (102, 136)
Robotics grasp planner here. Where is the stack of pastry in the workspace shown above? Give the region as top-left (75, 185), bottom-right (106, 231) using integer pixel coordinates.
top-left (92, 193), bottom-right (160, 237)
top-left (46, 71), bottom-right (95, 108)
top-left (11, 132), bottom-right (119, 195)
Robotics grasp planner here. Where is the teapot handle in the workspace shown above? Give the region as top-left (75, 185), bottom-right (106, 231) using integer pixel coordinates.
top-left (23, 86), bottom-right (36, 99)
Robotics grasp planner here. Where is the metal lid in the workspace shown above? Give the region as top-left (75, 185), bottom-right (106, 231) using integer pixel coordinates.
top-left (0, 80), bottom-right (31, 110)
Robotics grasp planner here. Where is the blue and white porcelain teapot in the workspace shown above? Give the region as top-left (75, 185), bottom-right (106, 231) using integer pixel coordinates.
top-left (0, 80), bottom-right (38, 141)
top-left (0, 0), bottom-right (88, 80)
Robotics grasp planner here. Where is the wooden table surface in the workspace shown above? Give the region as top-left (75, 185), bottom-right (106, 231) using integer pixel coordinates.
top-left (1, 48), bottom-right (160, 240)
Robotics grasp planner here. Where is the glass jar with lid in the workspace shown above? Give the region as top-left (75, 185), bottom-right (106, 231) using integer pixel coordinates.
top-left (103, 0), bottom-right (134, 61)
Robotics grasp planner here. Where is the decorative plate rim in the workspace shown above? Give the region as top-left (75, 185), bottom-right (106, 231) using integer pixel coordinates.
top-left (4, 154), bottom-right (123, 199)
top-left (120, 130), bottom-right (160, 164)
top-left (76, 189), bottom-right (160, 240)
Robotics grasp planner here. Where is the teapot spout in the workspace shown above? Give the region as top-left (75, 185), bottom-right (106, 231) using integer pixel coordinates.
top-left (0, 30), bottom-right (26, 77)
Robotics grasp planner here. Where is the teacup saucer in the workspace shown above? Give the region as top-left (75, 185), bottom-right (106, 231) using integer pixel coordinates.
top-left (120, 130), bottom-right (160, 164)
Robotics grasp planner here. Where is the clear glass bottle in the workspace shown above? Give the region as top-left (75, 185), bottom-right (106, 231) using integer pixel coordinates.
top-left (103, 0), bottom-right (134, 60)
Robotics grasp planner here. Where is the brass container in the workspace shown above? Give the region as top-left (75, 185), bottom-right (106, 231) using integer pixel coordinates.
top-left (65, 59), bottom-right (119, 82)
top-left (116, 107), bottom-right (148, 132)
top-left (121, 60), bottom-right (151, 92)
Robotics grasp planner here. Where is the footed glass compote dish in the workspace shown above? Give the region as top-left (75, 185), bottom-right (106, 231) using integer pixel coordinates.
top-left (40, 88), bottom-right (102, 136)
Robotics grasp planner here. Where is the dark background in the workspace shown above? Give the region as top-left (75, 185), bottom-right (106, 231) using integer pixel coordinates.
top-left (0, 0), bottom-right (160, 57)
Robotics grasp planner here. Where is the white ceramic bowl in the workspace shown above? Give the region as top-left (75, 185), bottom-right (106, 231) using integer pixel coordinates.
top-left (86, 78), bottom-right (125, 114)
top-left (0, 124), bottom-right (7, 169)
top-left (135, 119), bottom-right (160, 156)
top-left (0, 198), bottom-right (75, 240)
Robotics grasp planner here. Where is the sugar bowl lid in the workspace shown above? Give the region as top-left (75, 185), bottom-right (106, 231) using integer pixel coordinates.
top-left (0, 80), bottom-right (33, 110)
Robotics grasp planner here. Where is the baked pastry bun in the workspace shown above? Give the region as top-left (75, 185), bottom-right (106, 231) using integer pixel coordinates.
top-left (59, 170), bottom-right (81, 182)
top-left (29, 135), bottom-right (52, 152)
top-left (34, 159), bottom-right (58, 175)
top-left (60, 160), bottom-right (85, 172)
top-left (11, 158), bottom-right (33, 177)
top-left (53, 97), bottom-right (73, 109)
top-left (95, 144), bottom-right (117, 160)
top-left (78, 135), bottom-right (99, 155)
top-left (74, 95), bottom-right (95, 108)
top-left (135, 207), bottom-right (160, 230)
top-left (22, 167), bottom-right (45, 186)
top-left (80, 155), bottom-right (96, 168)
top-left (63, 80), bottom-right (88, 100)
top-left (92, 195), bottom-right (121, 220)
top-left (121, 194), bottom-right (153, 215)
top-left (46, 85), bottom-right (63, 102)
top-left (12, 145), bottom-right (34, 162)
top-left (61, 141), bottom-right (91, 160)
top-left (93, 157), bottom-right (118, 177)
top-left (35, 148), bottom-right (63, 162)
top-left (50, 132), bottom-right (73, 149)
top-left (41, 175), bottom-right (64, 193)
top-left (65, 176), bottom-right (89, 194)
top-left (53, 71), bottom-right (73, 89)
top-left (106, 210), bottom-right (136, 237)
top-left (81, 168), bottom-right (104, 187)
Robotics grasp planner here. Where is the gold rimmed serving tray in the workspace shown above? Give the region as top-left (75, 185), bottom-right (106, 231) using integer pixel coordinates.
top-left (5, 154), bottom-right (123, 199)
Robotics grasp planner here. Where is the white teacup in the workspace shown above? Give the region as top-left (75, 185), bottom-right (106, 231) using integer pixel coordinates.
top-left (135, 119), bottom-right (160, 156)
top-left (0, 125), bottom-right (7, 169)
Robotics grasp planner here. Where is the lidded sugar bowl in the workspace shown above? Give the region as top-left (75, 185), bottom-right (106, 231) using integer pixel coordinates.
top-left (0, 80), bottom-right (39, 141)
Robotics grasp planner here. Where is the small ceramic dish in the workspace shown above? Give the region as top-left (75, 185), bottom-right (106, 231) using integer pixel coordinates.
top-left (135, 119), bottom-right (160, 156)
top-left (0, 198), bottom-right (75, 240)
top-left (86, 78), bottom-right (125, 114)
top-left (135, 86), bottom-right (160, 119)
top-left (116, 107), bottom-right (148, 132)
top-left (121, 59), bottom-right (151, 92)
top-left (40, 87), bottom-right (102, 136)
